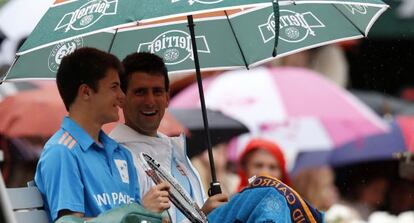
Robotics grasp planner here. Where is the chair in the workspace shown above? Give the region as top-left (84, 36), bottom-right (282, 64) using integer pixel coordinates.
top-left (0, 174), bottom-right (16, 223)
top-left (1, 177), bottom-right (48, 223)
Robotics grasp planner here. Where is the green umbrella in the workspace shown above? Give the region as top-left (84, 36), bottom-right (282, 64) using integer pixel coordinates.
top-left (5, 1), bottom-right (389, 79)
top-left (2, 0), bottom-right (389, 196)
top-left (16, 0), bottom-right (273, 54)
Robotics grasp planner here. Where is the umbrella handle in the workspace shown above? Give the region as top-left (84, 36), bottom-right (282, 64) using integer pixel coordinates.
top-left (208, 181), bottom-right (222, 196)
top-left (187, 15), bottom-right (222, 196)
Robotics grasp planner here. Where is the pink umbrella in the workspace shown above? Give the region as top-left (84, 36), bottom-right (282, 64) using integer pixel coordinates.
top-left (170, 67), bottom-right (388, 167)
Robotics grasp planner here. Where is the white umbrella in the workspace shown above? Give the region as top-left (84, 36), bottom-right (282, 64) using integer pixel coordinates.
top-left (0, 0), bottom-right (53, 65)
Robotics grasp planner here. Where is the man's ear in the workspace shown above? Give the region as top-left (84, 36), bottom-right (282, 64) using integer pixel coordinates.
top-left (78, 84), bottom-right (91, 100)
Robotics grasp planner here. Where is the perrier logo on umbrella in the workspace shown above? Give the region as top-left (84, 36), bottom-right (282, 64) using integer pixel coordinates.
top-left (137, 30), bottom-right (210, 65)
top-left (344, 4), bottom-right (368, 14)
top-left (48, 38), bottom-right (84, 72)
top-left (55, 0), bottom-right (118, 32)
top-left (258, 10), bottom-right (325, 43)
top-left (171, 0), bottom-right (224, 6)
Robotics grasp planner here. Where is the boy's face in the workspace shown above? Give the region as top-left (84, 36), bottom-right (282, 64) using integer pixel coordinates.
top-left (89, 69), bottom-right (125, 124)
top-left (123, 72), bottom-right (169, 137)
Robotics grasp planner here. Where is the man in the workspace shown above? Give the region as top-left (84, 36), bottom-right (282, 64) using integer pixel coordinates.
top-left (110, 52), bottom-right (228, 222)
top-left (34, 48), bottom-right (164, 222)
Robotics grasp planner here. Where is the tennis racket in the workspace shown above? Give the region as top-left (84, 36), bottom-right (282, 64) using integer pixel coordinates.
top-left (139, 152), bottom-right (208, 223)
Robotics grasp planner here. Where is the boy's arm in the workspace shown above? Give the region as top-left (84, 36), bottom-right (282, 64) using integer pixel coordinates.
top-left (36, 145), bottom-right (85, 221)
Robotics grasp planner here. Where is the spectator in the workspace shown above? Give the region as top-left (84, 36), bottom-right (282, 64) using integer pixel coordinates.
top-left (110, 52), bottom-right (228, 222)
top-left (237, 138), bottom-right (291, 191)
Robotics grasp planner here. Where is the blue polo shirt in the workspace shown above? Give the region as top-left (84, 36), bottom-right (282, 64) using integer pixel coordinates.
top-left (35, 117), bottom-right (140, 222)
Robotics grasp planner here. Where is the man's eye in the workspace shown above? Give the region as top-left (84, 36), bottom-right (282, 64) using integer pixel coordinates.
top-left (154, 89), bottom-right (165, 95)
top-left (135, 89), bottom-right (145, 95)
top-left (154, 90), bottom-right (164, 95)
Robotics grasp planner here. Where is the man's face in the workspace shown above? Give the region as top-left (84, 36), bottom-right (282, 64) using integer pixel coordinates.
top-left (89, 69), bottom-right (125, 124)
top-left (123, 72), bottom-right (169, 137)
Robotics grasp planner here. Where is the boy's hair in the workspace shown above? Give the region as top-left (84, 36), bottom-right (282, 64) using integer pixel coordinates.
top-left (56, 47), bottom-right (123, 111)
top-left (121, 52), bottom-right (169, 93)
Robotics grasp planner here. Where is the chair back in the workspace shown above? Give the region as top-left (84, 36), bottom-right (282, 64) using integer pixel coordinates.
top-left (4, 180), bottom-right (48, 223)
top-left (0, 174), bottom-right (16, 223)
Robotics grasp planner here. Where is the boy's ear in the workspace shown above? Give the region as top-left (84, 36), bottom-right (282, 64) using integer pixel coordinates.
top-left (79, 84), bottom-right (91, 100)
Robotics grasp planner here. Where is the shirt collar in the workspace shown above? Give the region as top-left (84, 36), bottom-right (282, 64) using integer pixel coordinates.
top-left (61, 116), bottom-right (118, 152)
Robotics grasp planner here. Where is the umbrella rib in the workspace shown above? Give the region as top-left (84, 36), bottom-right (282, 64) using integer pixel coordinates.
top-left (272, 0), bottom-right (280, 57)
top-left (224, 11), bottom-right (249, 70)
top-left (107, 28), bottom-right (119, 53)
top-left (332, 4), bottom-right (366, 37)
top-left (1, 56), bottom-right (19, 83)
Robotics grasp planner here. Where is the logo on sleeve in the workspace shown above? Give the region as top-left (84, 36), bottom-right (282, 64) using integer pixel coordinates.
top-left (114, 159), bottom-right (129, 184)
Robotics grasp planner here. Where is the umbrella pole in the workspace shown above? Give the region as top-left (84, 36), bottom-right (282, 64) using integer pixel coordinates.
top-left (187, 15), bottom-right (222, 196)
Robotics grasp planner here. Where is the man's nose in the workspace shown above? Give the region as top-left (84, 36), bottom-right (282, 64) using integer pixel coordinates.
top-left (145, 92), bottom-right (156, 104)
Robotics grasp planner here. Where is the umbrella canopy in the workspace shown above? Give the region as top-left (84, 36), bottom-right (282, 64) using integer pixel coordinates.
top-left (14, 0), bottom-right (273, 54)
top-left (0, 83), bottom-right (67, 138)
top-left (9, 0), bottom-right (386, 55)
top-left (4, 0), bottom-right (389, 80)
top-left (170, 67), bottom-right (388, 166)
top-left (298, 116), bottom-right (414, 171)
top-left (169, 108), bottom-right (249, 158)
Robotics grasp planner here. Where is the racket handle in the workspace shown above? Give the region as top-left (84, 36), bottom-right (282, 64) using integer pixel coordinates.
top-left (208, 181), bottom-right (222, 196)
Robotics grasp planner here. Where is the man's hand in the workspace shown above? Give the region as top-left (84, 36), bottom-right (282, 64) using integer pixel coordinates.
top-left (142, 182), bottom-right (171, 213)
top-left (201, 193), bottom-right (228, 215)
top-left (57, 209), bottom-right (85, 219)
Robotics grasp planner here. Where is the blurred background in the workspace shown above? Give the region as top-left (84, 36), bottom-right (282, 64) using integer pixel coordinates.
top-left (0, 0), bottom-right (413, 222)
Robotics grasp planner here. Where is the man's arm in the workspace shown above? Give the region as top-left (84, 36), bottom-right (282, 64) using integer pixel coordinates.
top-left (201, 193), bottom-right (228, 215)
top-left (57, 210), bottom-right (85, 219)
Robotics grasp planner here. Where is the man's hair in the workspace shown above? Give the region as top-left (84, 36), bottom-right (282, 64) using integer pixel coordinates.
top-left (56, 47), bottom-right (123, 111)
top-left (121, 52), bottom-right (169, 93)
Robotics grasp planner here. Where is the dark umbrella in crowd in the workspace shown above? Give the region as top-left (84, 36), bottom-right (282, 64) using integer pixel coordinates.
top-left (169, 108), bottom-right (249, 158)
top-left (351, 90), bottom-right (414, 117)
